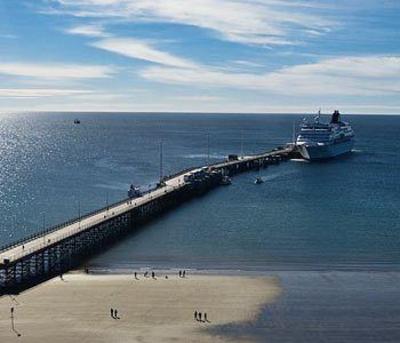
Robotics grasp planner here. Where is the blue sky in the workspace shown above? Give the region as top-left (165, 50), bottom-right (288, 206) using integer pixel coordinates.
top-left (0, 0), bottom-right (399, 113)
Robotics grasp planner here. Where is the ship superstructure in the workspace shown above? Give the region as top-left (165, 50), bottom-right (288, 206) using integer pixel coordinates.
top-left (296, 110), bottom-right (354, 160)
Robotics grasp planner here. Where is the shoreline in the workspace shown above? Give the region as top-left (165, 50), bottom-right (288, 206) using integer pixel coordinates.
top-left (0, 271), bottom-right (281, 343)
top-left (84, 261), bottom-right (400, 274)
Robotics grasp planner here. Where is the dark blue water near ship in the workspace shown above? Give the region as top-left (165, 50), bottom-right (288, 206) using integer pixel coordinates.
top-left (1, 112), bottom-right (400, 342)
top-left (0, 112), bottom-right (399, 270)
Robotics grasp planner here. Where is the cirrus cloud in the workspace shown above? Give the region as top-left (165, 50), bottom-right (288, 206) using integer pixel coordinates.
top-left (0, 88), bottom-right (93, 98)
top-left (91, 37), bottom-right (198, 68)
top-left (65, 24), bottom-right (109, 37)
top-left (45, 0), bottom-right (335, 45)
top-left (139, 56), bottom-right (400, 96)
top-left (0, 62), bottom-right (115, 79)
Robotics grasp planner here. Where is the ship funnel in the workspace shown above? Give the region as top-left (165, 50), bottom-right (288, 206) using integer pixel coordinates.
top-left (331, 110), bottom-right (341, 124)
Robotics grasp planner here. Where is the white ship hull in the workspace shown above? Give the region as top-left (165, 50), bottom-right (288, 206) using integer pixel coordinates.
top-left (298, 139), bottom-right (354, 160)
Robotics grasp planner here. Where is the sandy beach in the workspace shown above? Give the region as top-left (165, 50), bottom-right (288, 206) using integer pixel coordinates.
top-left (0, 272), bottom-right (280, 343)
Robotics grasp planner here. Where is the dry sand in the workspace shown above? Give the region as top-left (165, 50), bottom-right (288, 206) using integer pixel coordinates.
top-left (0, 272), bottom-right (281, 343)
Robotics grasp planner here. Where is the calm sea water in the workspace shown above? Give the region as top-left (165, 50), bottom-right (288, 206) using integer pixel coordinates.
top-left (0, 112), bottom-right (399, 270)
top-left (213, 270), bottom-right (400, 343)
top-left (1, 112), bottom-right (399, 342)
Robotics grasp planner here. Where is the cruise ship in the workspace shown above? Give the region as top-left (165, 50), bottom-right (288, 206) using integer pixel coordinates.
top-left (296, 110), bottom-right (354, 160)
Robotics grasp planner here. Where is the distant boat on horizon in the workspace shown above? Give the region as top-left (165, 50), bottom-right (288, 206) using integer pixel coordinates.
top-left (74, 119), bottom-right (81, 124)
top-left (295, 110), bottom-right (355, 160)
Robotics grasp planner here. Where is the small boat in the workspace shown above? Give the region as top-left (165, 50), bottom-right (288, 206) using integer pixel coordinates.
top-left (254, 176), bottom-right (264, 184)
top-left (74, 119), bottom-right (81, 124)
top-left (220, 175), bottom-right (232, 185)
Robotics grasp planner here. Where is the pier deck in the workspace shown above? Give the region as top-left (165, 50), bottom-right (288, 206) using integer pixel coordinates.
top-left (0, 147), bottom-right (293, 294)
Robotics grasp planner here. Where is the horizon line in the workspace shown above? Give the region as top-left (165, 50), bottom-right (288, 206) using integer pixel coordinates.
top-left (1, 111), bottom-right (400, 116)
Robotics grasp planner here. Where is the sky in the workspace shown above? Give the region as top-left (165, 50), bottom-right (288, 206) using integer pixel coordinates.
top-left (0, 0), bottom-right (399, 114)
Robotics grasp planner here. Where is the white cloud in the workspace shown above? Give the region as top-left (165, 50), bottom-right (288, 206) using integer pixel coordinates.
top-left (139, 56), bottom-right (400, 96)
top-left (168, 95), bottom-right (222, 102)
top-left (0, 88), bottom-right (93, 97)
top-left (65, 24), bottom-right (109, 37)
top-left (0, 63), bottom-right (115, 79)
top-left (231, 60), bottom-right (264, 68)
top-left (46, 0), bottom-right (334, 45)
top-left (91, 38), bottom-right (197, 68)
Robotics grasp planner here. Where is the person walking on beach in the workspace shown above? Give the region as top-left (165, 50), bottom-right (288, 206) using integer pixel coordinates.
top-left (134, 272), bottom-right (138, 280)
top-left (204, 313), bottom-right (209, 322)
top-left (114, 309), bottom-right (119, 319)
top-left (194, 311), bottom-right (198, 321)
top-left (110, 308), bottom-right (114, 319)
top-left (198, 312), bottom-right (202, 322)
top-left (182, 270), bottom-right (186, 278)
top-left (152, 271), bottom-right (156, 279)
top-left (179, 270), bottom-right (182, 278)
top-left (10, 307), bottom-right (21, 337)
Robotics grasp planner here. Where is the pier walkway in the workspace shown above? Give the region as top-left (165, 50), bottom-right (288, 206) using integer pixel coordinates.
top-left (0, 146), bottom-right (293, 294)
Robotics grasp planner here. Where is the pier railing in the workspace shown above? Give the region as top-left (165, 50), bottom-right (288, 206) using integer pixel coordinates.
top-left (0, 147), bottom-right (292, 254)
top-left (0, 185), bottom-right (166, 254)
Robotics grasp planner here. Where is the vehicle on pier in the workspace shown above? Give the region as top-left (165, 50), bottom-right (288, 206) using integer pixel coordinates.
top-left (228, 154), bottom-right (239, 161)
top-left (128, 185), bottom-right (142, 198)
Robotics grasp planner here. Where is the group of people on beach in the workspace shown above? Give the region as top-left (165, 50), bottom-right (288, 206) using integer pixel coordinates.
top-left (134, 271), bottom-right (159, 279)
top-left (194, 311), bottom-right (210, 323)
top-left (132, 270), bottom-right (188, 280)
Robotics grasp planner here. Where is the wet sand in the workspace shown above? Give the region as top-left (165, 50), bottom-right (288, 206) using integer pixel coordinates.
top-left (0, 272), bottom-right (280, 343)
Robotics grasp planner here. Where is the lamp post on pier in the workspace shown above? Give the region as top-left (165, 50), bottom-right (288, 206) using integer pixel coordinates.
top-left (159, 141), bottom-right (163, 184)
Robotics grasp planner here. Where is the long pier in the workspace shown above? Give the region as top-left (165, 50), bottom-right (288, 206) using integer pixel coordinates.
top-left (0, 146), bottom-right (295, 295)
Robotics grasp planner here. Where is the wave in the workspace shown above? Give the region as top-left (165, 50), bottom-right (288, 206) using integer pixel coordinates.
top-left (290, 158), bottom-right (309, 163)
top-left (259, 169), bottom-right (297, 182)
top-left (94, 181), bottom-right (129, 191)
top-left (94, 157), bottom-right (116, 169)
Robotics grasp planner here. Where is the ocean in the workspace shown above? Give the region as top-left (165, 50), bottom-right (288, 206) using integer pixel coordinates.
top-left (1, 112), bottom-right (399, 342)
